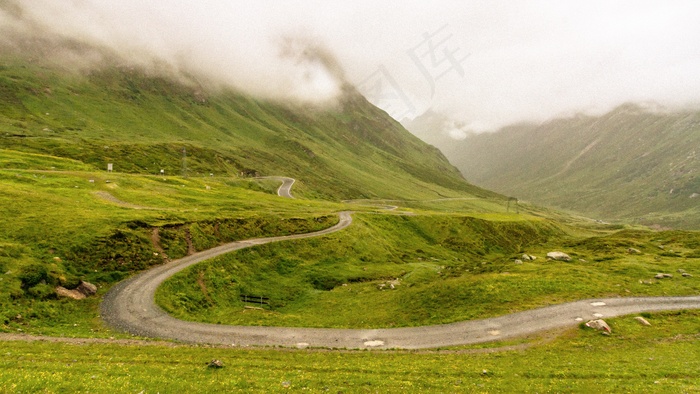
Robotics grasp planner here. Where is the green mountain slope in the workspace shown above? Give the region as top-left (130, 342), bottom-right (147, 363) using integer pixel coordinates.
top-left (0, 55), bottom-right (497, 201)
top-left (0, 52), bottom-right (514, 333)
top-left (2, 46), bottom-right (700, 387)
top-left (422, 104), bottom-right (700, 229)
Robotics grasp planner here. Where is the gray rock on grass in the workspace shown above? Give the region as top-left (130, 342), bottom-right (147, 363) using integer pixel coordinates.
top-left (55, 286), bottom-right (85, 300)
top-left (207, 359), bottom-right (224, 368)
top-left (77, 281), bottom-right (97, 296)
top-left (55, 280), bottom-right (98, 300)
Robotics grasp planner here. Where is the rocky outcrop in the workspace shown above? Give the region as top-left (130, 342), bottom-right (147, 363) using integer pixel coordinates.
top-left (77, 280), bottom-right (97, 296)
top-left (55, 280), bottom-right (98, 300)
top-left (55, 286), bottom-right (85, 300)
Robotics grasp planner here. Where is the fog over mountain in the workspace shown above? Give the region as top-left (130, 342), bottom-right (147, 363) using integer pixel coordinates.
top-left (2, 0), bottom-right (700, 133)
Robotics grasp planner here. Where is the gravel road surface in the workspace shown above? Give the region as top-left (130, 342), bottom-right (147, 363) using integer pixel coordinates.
top-left (100, 178), bottom-right (700, 349)
top-left (101, 211), bottom-right (700, 349)
top-left (254, 176), bottom-right (295, 198)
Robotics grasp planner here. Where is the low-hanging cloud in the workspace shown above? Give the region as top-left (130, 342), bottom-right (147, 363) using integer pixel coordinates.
top-left (2, 0), bottom-right (700, 132)
top-left (0, 0), bottom-right (346, 104)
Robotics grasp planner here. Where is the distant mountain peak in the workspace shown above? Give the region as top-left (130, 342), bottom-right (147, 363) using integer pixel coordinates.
top-left (417, 103), bottom-right (700, 229)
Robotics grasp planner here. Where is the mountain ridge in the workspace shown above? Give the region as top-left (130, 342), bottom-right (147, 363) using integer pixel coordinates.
top-left (0, 54), bottom-right (499, 201)
top-left (406, 104), bottom-right (700, 229)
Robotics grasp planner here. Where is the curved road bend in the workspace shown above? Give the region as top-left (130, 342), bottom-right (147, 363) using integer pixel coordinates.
top-left (254, 176), bottom-right (295, 198)
top-left (275, 177), bottom-right (295, 198)
top-left (101, 210), bottom-right (700, 349)
top-left (103, 292), bottom-right (700, 349)
top-left (102, 179), bottom-right (700, 349)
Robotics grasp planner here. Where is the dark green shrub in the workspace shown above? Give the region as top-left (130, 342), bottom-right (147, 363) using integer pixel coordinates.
top-left (159, 227), bottom-right (189, 259)
top-left (67, 228), bottom-right (160, 273)
top-left (189, 223), bottom-right (218, 251)
top-left (18, 263), bottom-right (48, 289)
top-left (60, 273), bottom-right (81, 289)
top-left (308, 271), bottom-right (344, 291)
top-left (26, 283), bottom-right (56, 299)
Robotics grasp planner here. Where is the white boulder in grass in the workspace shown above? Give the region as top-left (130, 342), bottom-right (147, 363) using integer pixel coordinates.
top-left (546, 251), bottom-right (571, 261)
top-left (585, 319), bottom-right (611, 333)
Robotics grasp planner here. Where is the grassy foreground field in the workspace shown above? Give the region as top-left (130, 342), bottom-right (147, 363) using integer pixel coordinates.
top-left (1, 311), bottom-right (699, 393)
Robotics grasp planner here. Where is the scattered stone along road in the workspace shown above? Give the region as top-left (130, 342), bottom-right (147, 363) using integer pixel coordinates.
top-left (101, 178), bottom-right (700, 349)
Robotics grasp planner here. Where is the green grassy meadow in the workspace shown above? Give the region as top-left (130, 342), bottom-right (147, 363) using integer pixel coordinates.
top-left (0, 149), bottom-right (344, 335)
top-left (156, 213), bottom-right (700, 328)
top-left (1, 144), bottom-right (699, 393)
top-left (2, 311), bottom-right (700, 393)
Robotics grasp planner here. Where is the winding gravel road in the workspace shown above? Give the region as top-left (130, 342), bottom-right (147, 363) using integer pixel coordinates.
top-left (255, 176), bottom-right (295, 198)
top-left (101, 179), bottom-right (700, 349)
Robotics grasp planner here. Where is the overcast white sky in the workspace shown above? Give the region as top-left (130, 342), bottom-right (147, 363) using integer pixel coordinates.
top-left (2, 0), bottom-right (700, 134)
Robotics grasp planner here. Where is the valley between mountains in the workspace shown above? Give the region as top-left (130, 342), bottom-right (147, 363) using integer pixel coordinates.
top-left (1, 52), bottom-right (700, 392)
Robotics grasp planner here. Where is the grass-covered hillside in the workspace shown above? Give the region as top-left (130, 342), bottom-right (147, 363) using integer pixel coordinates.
top-left (0, 54), bottom-right (493, 201)
top-left (2, 51), bottom-right (700, 392)
top-left (416, 104), bottom-right (700, 229)
top-left (0, 52), bottom-right (508, 333)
